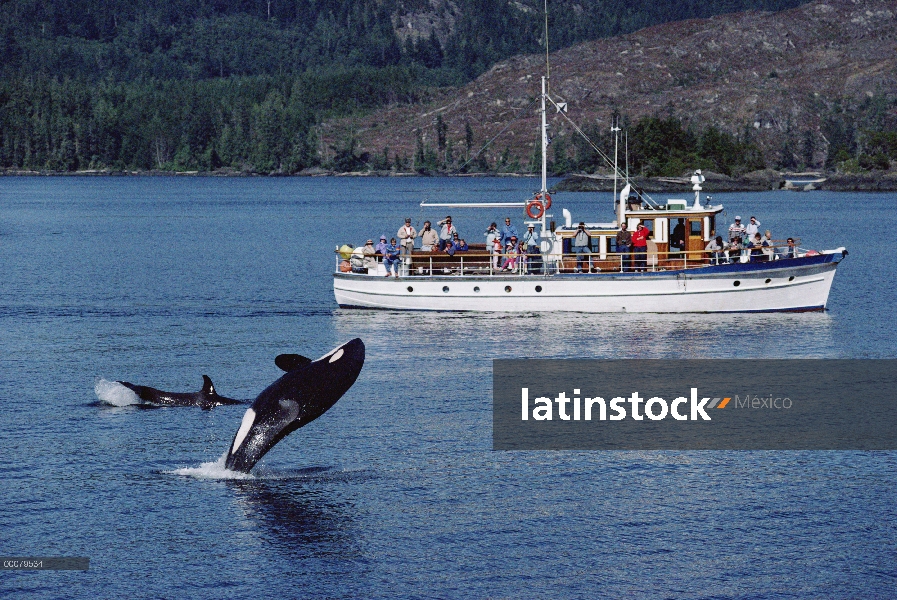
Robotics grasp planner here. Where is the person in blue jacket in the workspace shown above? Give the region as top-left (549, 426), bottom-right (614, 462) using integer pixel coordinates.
top-left (383, 237), bottom-right (401, 277)
top-left (500, 217), bottom-right (519, 246)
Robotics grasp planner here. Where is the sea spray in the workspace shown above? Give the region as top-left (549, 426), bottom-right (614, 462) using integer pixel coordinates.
top-left (94, 378), bottom-right (140, 406)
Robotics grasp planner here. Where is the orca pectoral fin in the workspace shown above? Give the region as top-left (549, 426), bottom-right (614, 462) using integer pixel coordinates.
top-left (275, 354), bottom-right (312, 372)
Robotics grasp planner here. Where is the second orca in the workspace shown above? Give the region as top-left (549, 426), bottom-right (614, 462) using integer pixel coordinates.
top-left (118, 376), bottom-right (244, 410)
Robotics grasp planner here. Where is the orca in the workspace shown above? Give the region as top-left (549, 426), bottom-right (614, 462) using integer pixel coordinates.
top-left (225, 338), bottom-right (365, 473)
top-left (117, 375), bottom-right (243, 410)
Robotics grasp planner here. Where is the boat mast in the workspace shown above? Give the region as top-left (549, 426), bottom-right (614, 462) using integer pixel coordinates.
top-left (540, 0), bottom-right (550, 232)
top-left (612, 119), bottom-right (620, 220)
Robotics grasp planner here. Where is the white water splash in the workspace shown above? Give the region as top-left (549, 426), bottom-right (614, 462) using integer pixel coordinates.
top-left (95, 378), bottom-right (140, 406)
top-left (167, 452), bottom-right (254, 480)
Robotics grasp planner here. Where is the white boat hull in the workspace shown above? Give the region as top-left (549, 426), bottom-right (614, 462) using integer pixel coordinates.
top-left (334, 252), bottom-right (845, 313)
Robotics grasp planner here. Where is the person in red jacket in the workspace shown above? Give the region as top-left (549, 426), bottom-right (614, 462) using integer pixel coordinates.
top-left (631, 222), bottom-right (649, 272)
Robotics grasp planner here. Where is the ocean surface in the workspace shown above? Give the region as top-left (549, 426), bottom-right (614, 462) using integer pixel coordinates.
top-left (0, 176), bottom-right (894, 598)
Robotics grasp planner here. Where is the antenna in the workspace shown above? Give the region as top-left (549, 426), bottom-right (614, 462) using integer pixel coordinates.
top-left (544, 0), bottom-right (550, 95)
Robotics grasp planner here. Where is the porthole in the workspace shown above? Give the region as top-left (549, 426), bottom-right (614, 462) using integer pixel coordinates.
top-left (788, 276), bottom-right (795, 281)
top-left (733, 281), bottom-right (741, 287)
top-left (442, 286), bottom-right (450, 293)
top-left (505, 286), bottom-right (512, 293)
top-left (765, 279), bottom-right (771, 284)
top-left (407, 286), bottom-right (414, 293)
top-left (535, 285), bottom-right (543, 293)
top-left (473, 286), bottom-right (480, 292)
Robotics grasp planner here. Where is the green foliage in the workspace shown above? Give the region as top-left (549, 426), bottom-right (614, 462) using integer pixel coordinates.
top-left (0, 0), bottom-right (820, 173)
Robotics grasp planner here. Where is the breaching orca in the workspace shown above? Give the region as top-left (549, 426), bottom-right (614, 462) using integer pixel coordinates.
top-left (117, 375), bottom-right (243, 410)
top-left (225, 338), bottom-right (365, 473)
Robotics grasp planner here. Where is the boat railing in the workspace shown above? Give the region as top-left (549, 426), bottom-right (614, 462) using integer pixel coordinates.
top-left (334, 241), bottom-right (806, 276)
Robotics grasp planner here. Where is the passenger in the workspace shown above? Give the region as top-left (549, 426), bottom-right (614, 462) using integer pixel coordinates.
top-left (762, 230), bottom-right (776, 261)
top-left (670, 218), bottom-right (686, 259)
top-left (500, 217), bottom-right (519, 246)
top-left (485, 223), bottom-right (499, 264)
top-left (728, 236), bottom-right (744, 263)
top-left (745, 216), bottom-right (761, 239)
top-left (383, 237), bottom-right (401, 277)
top-left (501, 236), bottom-right (520, 271)
top-left (397, 218), bottom-right (417, 261)
top-left (361, 239), bottom-right (378, 270)
top-left (456, 238), bottom-right (469, 252)
top-left (491, 235), bottom-right (503, 270)
top-left (616, 222), bottom-right (632, 271)
top-left (350, 246), bottom-right (365, 272)
top-left (375, 235), bottom-right (388, 255)
top-left (572, 222), bottom-right (591, 273)
top-left (631, 222), bottom-right (649, 271)
top-left (522, 224), bottom-right (540, 274)
top-left (747, 233), bottom-right (765, 262)
top-left (705, 236), bottom-right (725, 265)
top-left (437, 216), bottom-right (457, 250)
top-left (783, 237), bottom-right (797, 259)
top-left (728, 216), bottom-right (746, 242)
top-left (419, 220), bottom-right (438, 252)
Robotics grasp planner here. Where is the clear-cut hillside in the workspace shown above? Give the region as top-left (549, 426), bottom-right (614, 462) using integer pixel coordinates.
top-left (320, 0), bottom-right (897, 171)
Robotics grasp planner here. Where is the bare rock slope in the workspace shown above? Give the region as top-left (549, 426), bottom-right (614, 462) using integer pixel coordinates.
top-left (321, 0), bottom-right (897, 170)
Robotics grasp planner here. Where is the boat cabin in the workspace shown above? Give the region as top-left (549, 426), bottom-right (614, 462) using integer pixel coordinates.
top-left (552, 201), bottom-right (725, 272)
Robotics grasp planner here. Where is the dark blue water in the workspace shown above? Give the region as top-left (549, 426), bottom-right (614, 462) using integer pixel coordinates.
top-left (1, 176), bottom-right (895, 598)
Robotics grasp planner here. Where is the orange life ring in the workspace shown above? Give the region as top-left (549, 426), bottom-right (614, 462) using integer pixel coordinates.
top-left (536, 192), bottom-right (552, 210)
top-left (526, 200), bottom-right (545, 219)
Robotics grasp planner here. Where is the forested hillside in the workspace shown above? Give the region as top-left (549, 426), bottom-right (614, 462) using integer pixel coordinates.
top-left (0, 0), bottom-right (809, 172)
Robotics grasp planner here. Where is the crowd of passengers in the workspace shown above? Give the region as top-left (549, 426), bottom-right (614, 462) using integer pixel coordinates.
top-left (703, 215), bottom-right (798, 265)
top-left (351, 213), bottom-right (799, 277)
top-left (353, 215), bottom-right (543, 277)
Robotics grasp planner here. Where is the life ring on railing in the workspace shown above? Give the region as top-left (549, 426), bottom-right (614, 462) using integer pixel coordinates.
top-left (536, 192), bottom-right (552, 209)
top-left (526, 200), bottom-right (545, 219)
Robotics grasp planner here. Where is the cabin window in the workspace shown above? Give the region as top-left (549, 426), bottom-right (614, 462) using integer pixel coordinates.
top-left (690, 220), bottom-right (702, 236)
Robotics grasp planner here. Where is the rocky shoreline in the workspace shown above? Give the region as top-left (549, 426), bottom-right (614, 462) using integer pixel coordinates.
top-left (555, 170), bottom-right (897, 193)
top-left (3, 167), bottom-right (896, 191)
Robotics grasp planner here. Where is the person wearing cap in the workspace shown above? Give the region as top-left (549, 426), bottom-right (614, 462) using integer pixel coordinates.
top-left (443, 236), bottom-right (458, 256)
top-left (728, 216), bottom-right (746, 242)
top-left (522, 224), bottom-right (541, 274)
top-left (501, 236), bottom-right (521, 271)
top-left (397, 218), bottom-right (417, 262)
top-left (572, 222), bottom-right (591, 273)
top-left (451, 232), bottom-right (468, 252)
top-left (419, 220), bottom-right (438, 251)
top-left (500, 217), bottom-right (519, 247)
top-left (437, 216), bottom-right (457, 251)
top-left (361, 239), bottom-right (378, 270)
top-left (375, 235), bottom-right (388, 255)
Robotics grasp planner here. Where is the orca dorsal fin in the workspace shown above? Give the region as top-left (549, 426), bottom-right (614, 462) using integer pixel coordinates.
top-left (201, 375), bottom-right (216, 395)
top-left (275, 354), bottom-right (312, 372)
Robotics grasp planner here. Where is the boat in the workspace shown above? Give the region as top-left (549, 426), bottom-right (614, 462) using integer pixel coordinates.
top-left (332, 14), bottom-right (847, 314)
